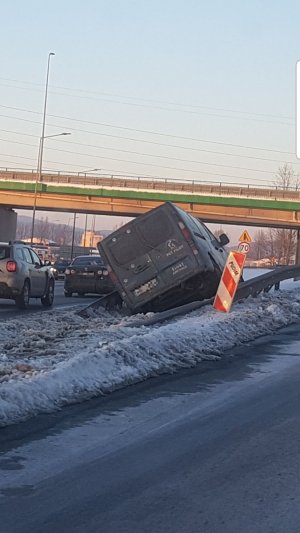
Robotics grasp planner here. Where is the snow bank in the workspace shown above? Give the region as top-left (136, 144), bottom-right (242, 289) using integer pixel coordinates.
top-left (0, 288), bottom-right (300, 426)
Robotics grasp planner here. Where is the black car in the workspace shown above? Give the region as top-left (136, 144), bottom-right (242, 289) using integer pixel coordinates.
top-left (64, 255), bottom-right (115, 297)
top-left (52, 259), bottom-right (70, 280)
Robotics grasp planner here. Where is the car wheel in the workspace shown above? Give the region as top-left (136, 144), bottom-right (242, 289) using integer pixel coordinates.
top-left (15, 280), bottom-right (30, 309)
top-left (41, 279), bottom-right (55, 307)
top-left (64, 290), bottom-right (73, 297)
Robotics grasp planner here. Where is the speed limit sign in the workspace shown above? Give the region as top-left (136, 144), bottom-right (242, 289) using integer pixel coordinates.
top-left (238, 242), bottom-right (250, 254)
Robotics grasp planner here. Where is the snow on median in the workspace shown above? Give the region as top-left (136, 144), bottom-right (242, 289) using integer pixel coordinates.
top-left (0, 289), bottom-right (300, 426)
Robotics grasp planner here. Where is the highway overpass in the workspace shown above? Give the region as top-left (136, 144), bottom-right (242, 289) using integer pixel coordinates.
top-left (0, 169), bottom-right (300, 230)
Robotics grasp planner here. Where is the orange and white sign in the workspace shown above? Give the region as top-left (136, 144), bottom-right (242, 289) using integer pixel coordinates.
top-left (213, 251), bottom-right (246, 313)
top-left (238, 230), bottom-right (252, 243)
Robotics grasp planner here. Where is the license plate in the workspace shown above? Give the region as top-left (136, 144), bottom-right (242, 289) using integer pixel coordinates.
top-left (134, 278), bottom-right (158, 296)
top-left (81, 272), bottom-right (94, 276)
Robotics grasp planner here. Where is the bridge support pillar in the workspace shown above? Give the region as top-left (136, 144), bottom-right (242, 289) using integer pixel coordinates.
top-left (0, 207), bottom-right (17, 241)
top-left (294, 230), bottom-right (300, 281)
top-left (296, 230), bottom-right (300, 265)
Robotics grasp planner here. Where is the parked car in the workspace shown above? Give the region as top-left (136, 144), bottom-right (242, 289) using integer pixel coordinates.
top-left (64, 255), bottom-right (115, 297)
top-left (52, 259), bottom-right (70, 280)
top-left (99, 202), bottom-right (229, 313)
top-left (0, 241), bottom-right (55, 308)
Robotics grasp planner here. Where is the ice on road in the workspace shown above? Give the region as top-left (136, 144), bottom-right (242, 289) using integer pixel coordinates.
top-left (0, 277), bottom-right (300, 426)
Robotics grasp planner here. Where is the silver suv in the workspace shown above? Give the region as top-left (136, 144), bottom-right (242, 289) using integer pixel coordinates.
top-left (0, 241), bottom-right (55, 309)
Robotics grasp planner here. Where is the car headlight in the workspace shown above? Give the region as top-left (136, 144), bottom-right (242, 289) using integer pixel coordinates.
top-left (65, 268), bottom-right (70, 275)
top-left (97, 269), bottom-right (103, 275)
top-left (103, 270), bottom-right (109, 276)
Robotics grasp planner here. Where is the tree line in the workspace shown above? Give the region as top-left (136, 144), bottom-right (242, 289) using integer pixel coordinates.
top-left (16, 218), bottom-right (82, 246)
top-left (250, 164), bottom-right (299, 265)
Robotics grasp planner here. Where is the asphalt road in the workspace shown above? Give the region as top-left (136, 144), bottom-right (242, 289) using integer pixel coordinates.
top-left (0, 281), bottom-right (98, 318)
top-left (1, 324), bottom-right (300, 532)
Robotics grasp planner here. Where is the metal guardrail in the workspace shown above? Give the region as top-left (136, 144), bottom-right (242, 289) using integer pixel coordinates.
top-left (0, 168), bottom-right (300, 201)
top-left (77, 265), bottom-right (300, 326)
top-left (235, 265), bottom-right (300, 299)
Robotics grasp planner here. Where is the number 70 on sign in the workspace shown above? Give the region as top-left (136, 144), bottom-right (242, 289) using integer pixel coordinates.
top-left (238, 242), bottom-right (250, 254)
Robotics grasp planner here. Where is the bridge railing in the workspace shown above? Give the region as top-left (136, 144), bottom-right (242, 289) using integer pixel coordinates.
top-left (0, 168), bottom-right (300, 201)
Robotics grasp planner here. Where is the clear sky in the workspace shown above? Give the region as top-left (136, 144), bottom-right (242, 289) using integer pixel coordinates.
top-left (1, 0), bottom-right (300, 239)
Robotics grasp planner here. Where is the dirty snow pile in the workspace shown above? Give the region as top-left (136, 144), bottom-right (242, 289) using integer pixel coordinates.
top-left (1, 284), bottom-right (300, 426)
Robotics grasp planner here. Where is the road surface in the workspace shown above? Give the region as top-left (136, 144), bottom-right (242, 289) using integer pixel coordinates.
top-left (1, 323), bottom-right (300, 532)
top-left (0, 281), bottom-right (97, 318)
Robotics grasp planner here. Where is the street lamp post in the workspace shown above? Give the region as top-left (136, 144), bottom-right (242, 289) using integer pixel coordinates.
top-left (31, 52), bottom-right (55, 244)
top-left (78, 169), bottom-right (101, 251)
top-left (38, 52), bottom-right (55, 181)
top-left (70, 213), bottom-right (77, 261)
top-left (30, 132), bottom-right (70, 243)
top-left (83, 213), bottom-right (88, 252)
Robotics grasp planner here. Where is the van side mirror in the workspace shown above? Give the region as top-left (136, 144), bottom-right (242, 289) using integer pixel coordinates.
top-left (219, 233), bottom-right (230, 246)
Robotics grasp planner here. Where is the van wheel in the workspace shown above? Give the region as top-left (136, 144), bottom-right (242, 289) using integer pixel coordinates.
top-left (41, 280), bottom-right (55, 307)
top-left (15, 280), bottom-right (30, 309)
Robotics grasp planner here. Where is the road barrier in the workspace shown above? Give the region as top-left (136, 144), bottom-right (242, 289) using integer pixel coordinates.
top-left (213, 251), bottom-right (246, 313)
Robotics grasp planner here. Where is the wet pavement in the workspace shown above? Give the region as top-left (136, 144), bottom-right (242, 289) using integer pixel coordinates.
top-left (1, 324), bottom-right (300, 532)
top-left (0, 281), bottom-right (98, 319)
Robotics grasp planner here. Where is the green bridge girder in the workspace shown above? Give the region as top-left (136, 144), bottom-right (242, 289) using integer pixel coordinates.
top-left (0, 174), bottom-right (300, 228)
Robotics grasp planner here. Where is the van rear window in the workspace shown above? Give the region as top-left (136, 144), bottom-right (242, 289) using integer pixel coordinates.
top-left (108, 211), bottom-right (173, 265)
top-left (137, 211), bottom-right (173, 248)
top-left (0, 247), bottom-right (10, 260)
top-left (109, 233), bottom-right (139, 265)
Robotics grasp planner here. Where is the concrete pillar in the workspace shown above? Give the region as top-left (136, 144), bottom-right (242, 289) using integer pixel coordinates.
top-left (294, 229), bottom-right (300, 281)
top-left (296, 230), bottom-right (300, 265)
top-left (0, 208), bottom-right (17, 242)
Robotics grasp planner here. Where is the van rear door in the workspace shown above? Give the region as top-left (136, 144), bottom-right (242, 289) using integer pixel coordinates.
top-left (100, 204), bottom-right (199, 310)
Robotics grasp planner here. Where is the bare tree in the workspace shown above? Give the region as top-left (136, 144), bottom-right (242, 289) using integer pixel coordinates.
top-left (252, 229), bottom-right (268, 260)
top-left (34, 217), bottom-right (51, 242)
top-left (51, 224), bottom-right (73, 245)
top-left (16, 222), bottom-right (31, 240)
top-left (271, 164), bottom-right (298, 264)
top-left (268, 227), bottom-right (296, 265)
top-left (275, 163), bottom-right (300, 191)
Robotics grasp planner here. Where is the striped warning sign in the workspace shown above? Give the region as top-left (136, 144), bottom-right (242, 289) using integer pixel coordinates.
top-left (213, 251), bottom-right (246, 313)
